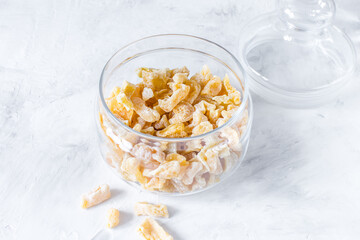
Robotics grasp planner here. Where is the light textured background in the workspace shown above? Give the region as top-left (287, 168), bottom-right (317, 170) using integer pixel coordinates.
top-left (1, 0), bottom-right (360, 239)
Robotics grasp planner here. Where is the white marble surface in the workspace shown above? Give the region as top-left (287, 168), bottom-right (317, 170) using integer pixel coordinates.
top-left (1, 0), bottom-right (360, 239)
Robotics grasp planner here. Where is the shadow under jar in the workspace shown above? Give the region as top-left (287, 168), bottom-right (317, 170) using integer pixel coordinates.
top-left (96, 34), bottom-right (253, 195)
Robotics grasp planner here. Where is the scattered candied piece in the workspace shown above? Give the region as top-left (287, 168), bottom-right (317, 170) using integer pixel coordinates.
top-left (138, 218), bottom-right (173, 240)
top-left (106, 208), bottom-right (120, 228)
top-left (81, 184), bottom-right (111, 209)
top-left (134, 202), bottom-right (169, 218)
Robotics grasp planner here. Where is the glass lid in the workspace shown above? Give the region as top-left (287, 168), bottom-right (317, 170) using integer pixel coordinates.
top-left (239, 0), bottom-right (357, 108)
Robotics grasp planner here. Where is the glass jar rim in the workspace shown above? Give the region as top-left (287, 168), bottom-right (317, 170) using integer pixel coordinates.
top-left (99, 34), bottom-right (251, 142)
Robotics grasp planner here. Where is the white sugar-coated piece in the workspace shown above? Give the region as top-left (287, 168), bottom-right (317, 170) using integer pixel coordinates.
top-left (81, 184), bottom-right (111, 209)
top-left (106, 208), bottom-right (120, 228)
top-left (138, 218), bottom-right (173, 240)
top-left (134, 202), bottom-right (169, 218)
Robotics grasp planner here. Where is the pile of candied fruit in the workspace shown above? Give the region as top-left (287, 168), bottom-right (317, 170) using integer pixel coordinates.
top-left (105, 65), bottom-right (241, 137)
top-left (100, 65), bottom-right (248, 193)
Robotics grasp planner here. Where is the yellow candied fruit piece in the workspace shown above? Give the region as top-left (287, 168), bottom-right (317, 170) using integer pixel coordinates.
top-left (200, 65), bottom-right (213, 87)
top-left (142, 87), bottom-right (154, 101)
top-left (134, 202), bottom-right (169, 218)
top-left (154, 89), bottom-right (172, 101)
top-left (133, 123), bottom-right (143, 132)
top-left (181, 161), bottom-right (203, 185)
top-left (169, 102), bottom-right (195, 124)
top-left (154, 115), bottom-right (170, 130)
top-left (201, 76), bottom-right (222, 97)
top-left (184, 79), bottom-right (201, 104)
top-left (148, 161), bottom-right (181, 179)
top-left (170, 66), bottom-right (190, 77)
top-left (208, 108), bottom-right (222, 124)
top-left (141, 126), bottom-right (156, 135)
top-left (121, 80), bottom-right (137, 98)
top-left (116, 92), bottom-right (133, 111)
top-left (132, 97), bottom-right (160, 123)
top-left (136, 168), bottom-right (148, 185)
top-left (172, 73), bottom-right (188, 84)
top-left (165, 153), bottom-right (188, 167)
top-left (204, 147), bottom-right (223, 175)
top-left (223, 74), bottom-right (241, 104)
top-left (156, 123), bottom-right (187, 138)
top-left (81, 184), bottom-right (111, 209)
top-left (137, 218), bottom-right (173, 240)
top-left (144, 177), bottom-right (166, 191)
top-left (106, 208), bottom-right (120, 228)
top-left (158, 84), bottom-right (190, 112)
top-left (106, 95), bottom-right (133, 124)
top-left (120, 157), bottom-right (140, 182)
top-left (213, 95), bottom-right (233, 105)
top-left (192, 121), bottom-right (214, 136)
top-left (138, 68), bottom-right (169, 90)
top-left (166, 153), bottom-right (186, 162)
top-left (109, 86), bottom-right (121, 98)
top-left (194, 100), bottom-right (216, 114)
top-left (192, 109), bottom-right (208, 125)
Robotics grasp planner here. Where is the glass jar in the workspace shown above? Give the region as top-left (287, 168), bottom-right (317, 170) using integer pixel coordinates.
top-left (96, 34), bottom-right (253, 195)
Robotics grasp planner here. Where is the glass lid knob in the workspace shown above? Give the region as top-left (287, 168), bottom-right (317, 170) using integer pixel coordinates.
top-left (278, 0), bottom-right (336, 30)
